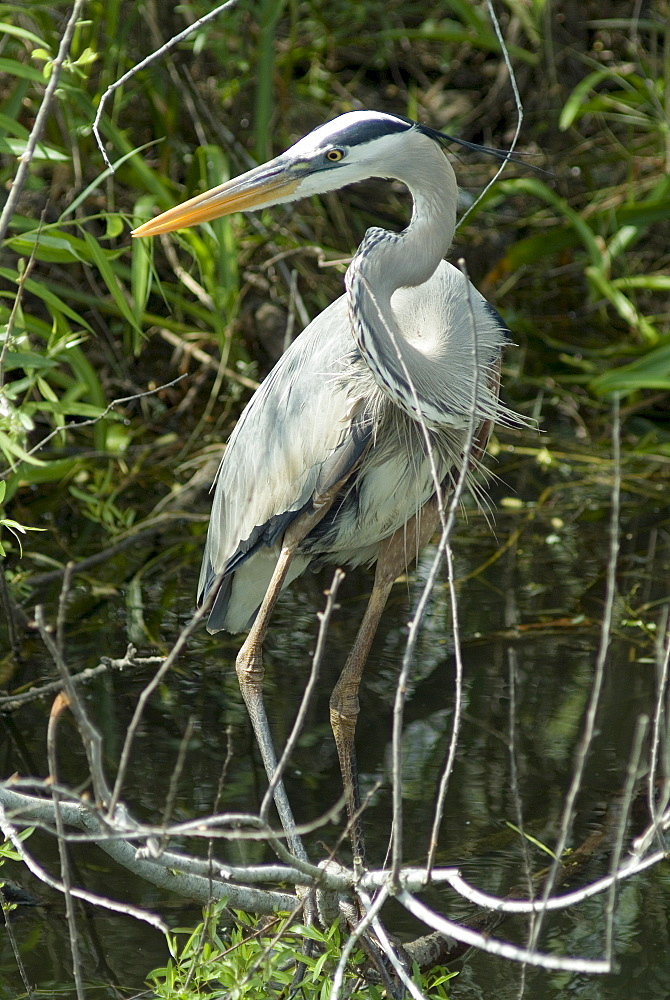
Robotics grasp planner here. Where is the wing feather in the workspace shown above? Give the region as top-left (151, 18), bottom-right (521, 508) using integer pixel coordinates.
top-left (198, 293), bottom-right (369, 628)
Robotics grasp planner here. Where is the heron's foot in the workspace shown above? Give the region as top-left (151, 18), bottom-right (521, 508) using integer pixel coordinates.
top-left (329, 702), bottom-right (367, 873)
top-left (338, 896), bottom-right (407, 1000)
top-left (329, 700), bottom-right (360, 810)
top-left (235, 634), bottom-right (265, 700)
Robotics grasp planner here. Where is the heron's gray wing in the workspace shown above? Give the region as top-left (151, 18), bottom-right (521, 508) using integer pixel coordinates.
top-left (198, 293), bottom-right (371, 628)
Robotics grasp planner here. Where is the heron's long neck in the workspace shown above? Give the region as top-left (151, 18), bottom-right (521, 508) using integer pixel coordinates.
top-left (345, 151), bottom-right (460, 428)
top-left (356, 156), bottom-right (457, 292)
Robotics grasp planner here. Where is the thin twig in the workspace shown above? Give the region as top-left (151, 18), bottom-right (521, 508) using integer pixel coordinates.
top-left (26, 531), bottom-right (164, 589)
top-left (528, 393), bottom-right (622, 952)
top-left (260, 569), bottom-right (344, 822)
top-left (350, 273), bottom-right (459, 880)
top-left (422, 540), bottom-right (464, 878)
top-left (504, 567), bottom-right (535, 1000)
top-left (330, 885), bottom-right (390, 1000)
top-left (0, 375), bottom-right (189, 478)
top-left (92, 0), bottom-right (242, 170)
top-left (413, 848), bottom-right (669, 914)
top-left (399, 258), bottom-right (481, 882)
top-left (107, 599), bottom-right (211, 815)
top-left (648, 607), bottom-right (670, 843)
top-left (0, 800), bottom-right (170, 932)
top-left (183, 726), bottom-right (244, 990)
top-left (158, 328), bottom-right (259, 389)
top-left (396, 890), bottom-right (610, 973)
top-left (0, 570), bottom-right (22, 659)
top-left (159, 716), bottom-right (196, 852)
top-left (364, 891), bottom-right (426, 1000)
top-left (0, 895), bottom-right (34, 998)
top-left (0, 0), bottom-right (85, 245)
top-left (605, 714), bottom-right (648, 963)
top-left (0, 254), bottom-right (37, 387)
top-left (457, 0), bottom-right (523, 231)
top-left (55, 562), bottom-right (73, 662)
top-left (34, 605), bottom-right (112, 807)
top-left (47, 694), bottom-right (85, 1000)
top-left (0, 647), bottom-right (163, 711)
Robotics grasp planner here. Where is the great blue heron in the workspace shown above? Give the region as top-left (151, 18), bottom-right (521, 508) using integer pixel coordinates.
top-left (132, 110), bottom-right (520, 867)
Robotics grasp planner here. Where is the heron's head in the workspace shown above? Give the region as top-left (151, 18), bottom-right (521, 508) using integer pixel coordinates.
top-left (131, 111), bottom-right (451, 238)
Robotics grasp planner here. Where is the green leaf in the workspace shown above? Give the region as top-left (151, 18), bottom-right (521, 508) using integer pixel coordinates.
top-left (586, 266), bottom-right (657, 342)
top-left (592, 344), bottom-right (670, 394)
top-left (559, 69), bottom-right (617, 130)
top-left (81, 230), bottom-right (144, 344)
top-left (506, 821), bottom-right (558, 857)
top-left (5, 231), bottom-right (92, 264)
top-left (0, 137), bottom-right (69, 162)
top-left (105, 214), bottom-right (125, 239)
top-left (1, 351), bottom-right (57, 372)
top-left (11, 458), bottom-right (78, 486)
top-left (496, 228), bottom-right (579, 269)
top-left (617, 197), bottom-right (670, 228)
top-left (500, 177), bottom-right (604, 268)
top-left (30, 400), bottom-right (106, 418)
top-left (611, 275), bottom-right (670, 291)
top-left (0, 57), bottom-right (45, 82)
top-left (0, 268), bottom-right (94, 333)
top-left (1, 518), bottom-right (45, 534)
top-left (0, 22), bottom-right (47, 47)
top-left (59, 139), bottom-right (166, 220)
top-left (131, 194), bottom-right (155, 324)
top-left (0, 111), bottom-right (29, 139)
top-left (0, 429), bottom-right (44, 466)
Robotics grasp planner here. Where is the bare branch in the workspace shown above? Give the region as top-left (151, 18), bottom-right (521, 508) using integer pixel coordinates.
top-left (425, 540), bottom-right (464, 875)
top-left (46, 691), bottom-right (85, 1000)
top-left (0, 798), bottom-right (169, 933)
top-left (0, 893), bottom-right (34, 998)
top-left (396, 890), bottom-right (611, 973)
top-left (158, 328), bottom-right (259, 390)
top-left (35, 605), bottom-right (112, 807)
top-left (648, 610), bottom-right (670, 841)
top-left (0, 646), bottom-right (163, 711)
top-left (0, 785), bottom-right (296, 914)
top-left (330, 885), bottom-right (389, 1000)
top-left (605, 714), bottom-right (648, 962)
top-left (107, 598), bottom-right (211, 814)
top-left (364, 890), bottom-right (427, 1000)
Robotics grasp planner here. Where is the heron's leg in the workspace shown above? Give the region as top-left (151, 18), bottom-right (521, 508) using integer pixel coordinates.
top-left (329, 568), bottom-right (394, 871)
top-left (236, 489), bottom-right (345, 861)
top-left (330, 497), bottom-right (441, 872)
top-left (236, 541), bottom-right (305, 857)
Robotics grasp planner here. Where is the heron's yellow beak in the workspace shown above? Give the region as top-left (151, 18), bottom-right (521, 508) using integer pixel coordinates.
top-left (131, 158), bottom-right (301, 238)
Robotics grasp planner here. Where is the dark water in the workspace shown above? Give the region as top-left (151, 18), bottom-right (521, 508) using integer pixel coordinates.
top-left (2, 440), bottom-right (670, 998)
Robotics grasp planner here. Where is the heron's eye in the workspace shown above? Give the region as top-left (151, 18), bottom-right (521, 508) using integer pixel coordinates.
top-left (326, 148), bottom-right (345, 162)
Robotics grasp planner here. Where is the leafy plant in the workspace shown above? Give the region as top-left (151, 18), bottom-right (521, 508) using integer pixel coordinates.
top-left (0, 480), bottom-right (45, 556)
top-left (147, 903), bottom-right (456, 999)
top-left (0, 829), bottom-right (35, 917)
